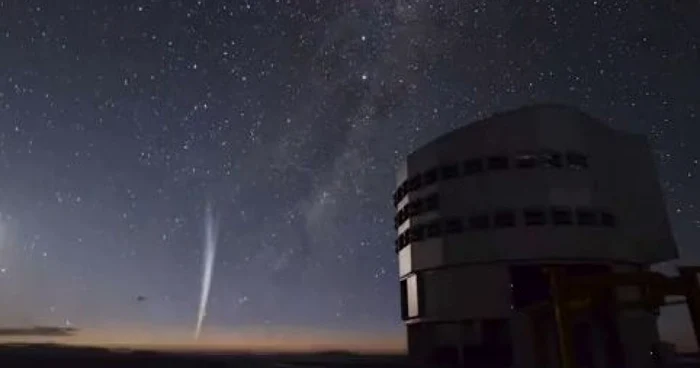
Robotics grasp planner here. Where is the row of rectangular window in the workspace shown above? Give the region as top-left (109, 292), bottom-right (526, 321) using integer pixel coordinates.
top-left (395, 207), bottom-right (617, 251)
top-left (395, 193), bottom-right (440, 229)
top-left (393, 150), bottom-right (590, 206)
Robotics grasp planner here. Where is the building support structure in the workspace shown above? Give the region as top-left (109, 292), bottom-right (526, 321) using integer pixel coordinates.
top-left (535, 266), bottom-right (700, 368)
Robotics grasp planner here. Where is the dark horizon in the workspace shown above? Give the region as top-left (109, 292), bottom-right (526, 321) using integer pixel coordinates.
top-left (0, 326), bottom-right (77, 337)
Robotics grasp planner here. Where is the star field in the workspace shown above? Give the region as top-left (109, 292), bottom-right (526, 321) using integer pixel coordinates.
top-left (0, 0), bottom-right (698, 351)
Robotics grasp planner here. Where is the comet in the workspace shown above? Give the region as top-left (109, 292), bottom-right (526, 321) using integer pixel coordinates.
top-left (194, 202), bottom-right (219, 340)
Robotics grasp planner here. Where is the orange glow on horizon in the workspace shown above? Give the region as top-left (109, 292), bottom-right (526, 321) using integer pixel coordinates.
top-left (0, 325), bottom-right (406, 355)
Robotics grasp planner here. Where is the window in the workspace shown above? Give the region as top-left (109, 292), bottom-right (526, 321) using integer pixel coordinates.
top-left (576, 208), bottom-right (597, 225)
top-left (441, 164), bottom-right (460, 179)
top-left (407, 174), bottom-right (422, 191)
top-left (468, 214), bottom-right (490, 230)
top-left (394, 214), bottom-right (400, 229)
top-left (601, 212), bottom-right (617, 227)
top-left (426, 221), bottom-right (442, 238)
top-left (541, 151), bottom-right (563, 168)
top-left (408, 225), bottom-right (425, 242)
top-left (487, 156), bottom-right (509, 170)
top-left (393, 192), bottom-right (400, 207)
top-left (399, 232), bottom-right (409, 248)
top-left (410, 199), bottom-right (424, 216)
top-left (396, 184), bottom-right (406, 205)
top-left (399, 183), bottom-right (407, 199)
top-left (493, 210), bottom-right (516, 228)
top-left (405, 202), bottom-right (414, 217)
top-left (515, 153), bottom-right (537, 168)
top-left (400, 279), bottom-right (408, 320)
top-left (404, 202), bottom-right (414, 217)
top-left (405, 274), bottom-right (422, 318)
top-left (423, 168), bottom-right (438, 185)
top-left (551, 207), bottom-right (573, 225)
top-left (445, 217), bottom-right (464, 234)
top-left (566, 151), bottom-right (589, 170)
top-left (524, 208), bottom-right (546, 226)
top-left (398, 208), bottom-right (408, 223)
top-left (463, 158), bottom-right (484, 175)
top-left (424, 193), bottom-right (440, 211)
top-left (398, 243), bottom-right (412, 275)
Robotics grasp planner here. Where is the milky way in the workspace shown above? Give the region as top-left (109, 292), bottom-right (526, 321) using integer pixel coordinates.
top-left (0, 0), bottom-right (697, 350)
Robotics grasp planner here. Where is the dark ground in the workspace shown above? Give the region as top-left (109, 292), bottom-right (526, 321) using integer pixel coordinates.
top-left (3, 344), bottom-right (699, 367)
top-left (0, 344), bottom-right (420, 368)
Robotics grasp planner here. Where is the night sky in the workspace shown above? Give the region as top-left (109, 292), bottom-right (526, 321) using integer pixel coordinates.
top-left (0, 0), bottom-right (698, 352)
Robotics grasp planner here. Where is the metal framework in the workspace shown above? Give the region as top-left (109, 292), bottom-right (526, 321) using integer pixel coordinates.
top-left (528, 266), bottom-right (700, 368)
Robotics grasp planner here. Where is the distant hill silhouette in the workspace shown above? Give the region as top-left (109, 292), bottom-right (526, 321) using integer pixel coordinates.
top-left (0, 343), bottom-right (417, 368)
top-left (0, 326), bottom-right (77, 337)
top-left (315, 350), bottom-right (359, 356)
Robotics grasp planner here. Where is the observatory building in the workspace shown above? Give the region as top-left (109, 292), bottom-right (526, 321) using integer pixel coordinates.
top-left (393, 105), bottom-right (677, 368)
